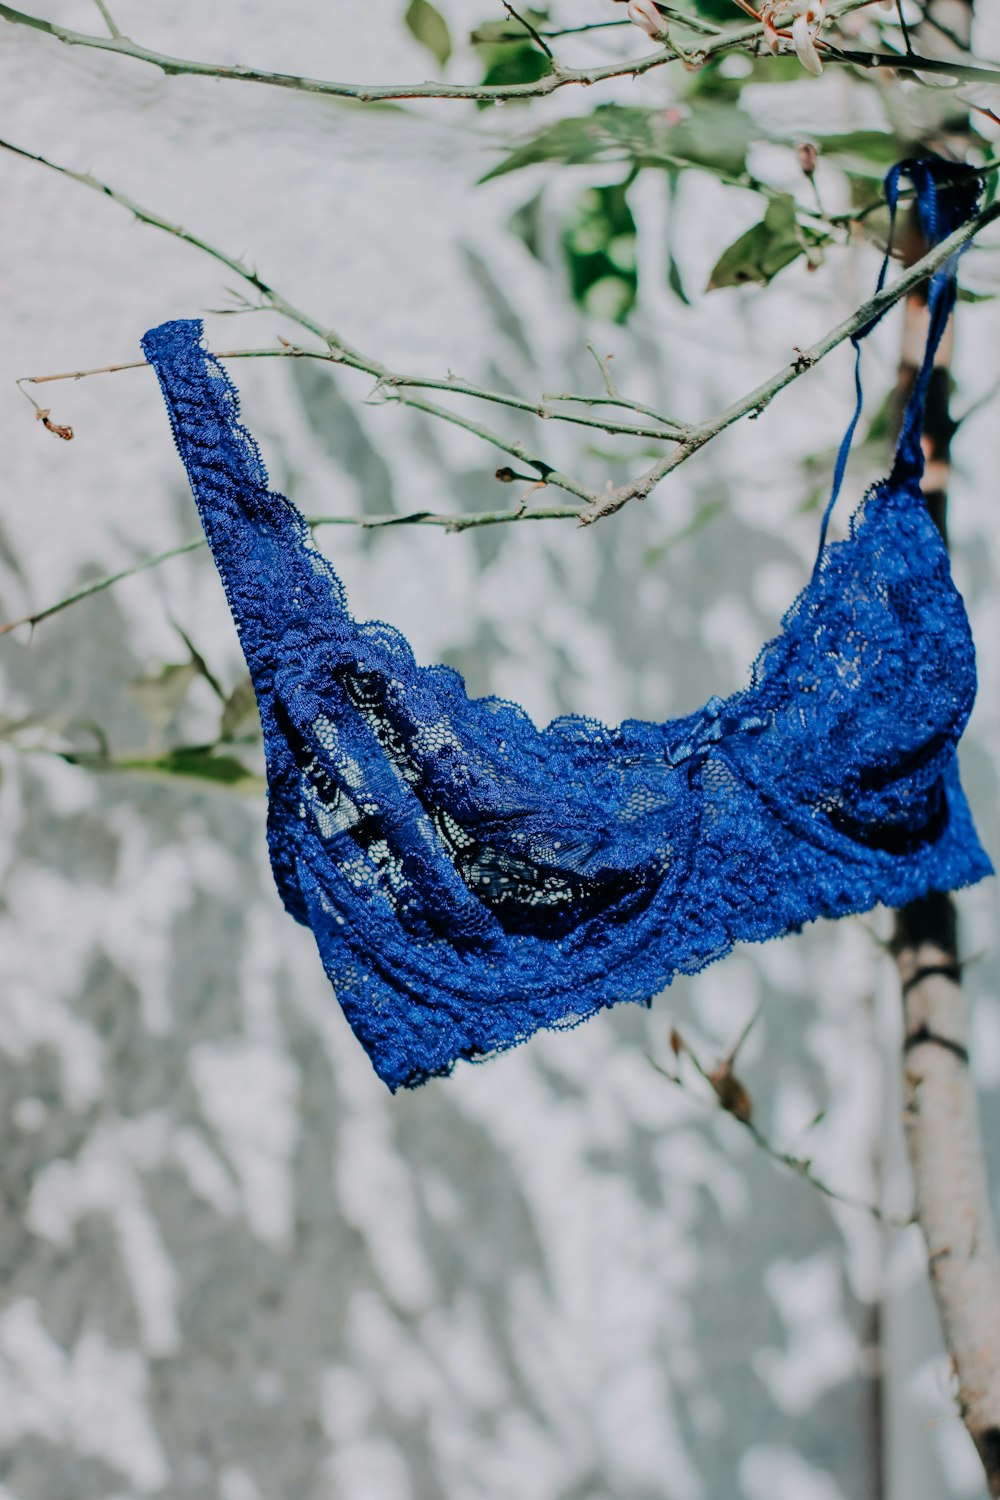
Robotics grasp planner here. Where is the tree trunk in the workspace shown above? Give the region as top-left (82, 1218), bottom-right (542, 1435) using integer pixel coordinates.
top-left (889, 2), bottom-right (1000, 1491)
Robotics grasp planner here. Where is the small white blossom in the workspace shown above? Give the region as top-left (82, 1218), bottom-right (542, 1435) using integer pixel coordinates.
top-left (792, 7), bottom-right (825, 74)
top-left (761, 0), bottom-right (827, 74)
top-left (627, 0), bottom-right (665, 40)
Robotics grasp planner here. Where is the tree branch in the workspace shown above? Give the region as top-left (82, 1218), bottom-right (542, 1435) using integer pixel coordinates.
top-left (580, 194), bottom-right (1000, 523)
top-left (500, 2), bottom-right (555, 63)
top-left (0, 137), bottom-right (605, 507)
top-left (648, 1027), bottom-right (908, 1224)
top-left (17, 352), bottom-right (690, 441)
top-left (0, 503), bottom-right (584, 639)
top-left (888, 7), bottom-right (1000, 1488)
top-left (1, 0), bottom-right (996, 102)
top-left (90, 0), bottom-right (119, 39)
top-left (3, 135), bottom-right (999, 571)
top-left (0, 1), bottom-right (682, 102)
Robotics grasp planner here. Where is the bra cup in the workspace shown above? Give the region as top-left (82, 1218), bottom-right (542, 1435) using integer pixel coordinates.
top-left (261, 637), bottom-right (701, 982)
top-left (738, 482), bottom-right (977, 850)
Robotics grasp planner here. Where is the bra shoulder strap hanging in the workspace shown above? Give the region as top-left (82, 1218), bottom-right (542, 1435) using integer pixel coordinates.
top-left (813, 156), bottom-right (982, 563)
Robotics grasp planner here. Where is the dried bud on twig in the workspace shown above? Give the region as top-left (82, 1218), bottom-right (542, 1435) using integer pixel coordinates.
top-left (796, 141), bottom-right (819, 178)
top-left (708, 1060), bottom-right (754, 1124)
top-left (36, 408), bottom-right (73, 441)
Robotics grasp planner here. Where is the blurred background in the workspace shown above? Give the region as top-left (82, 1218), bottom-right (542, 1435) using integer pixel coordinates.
top-left (1, 2), bottom-right (1000, 1496)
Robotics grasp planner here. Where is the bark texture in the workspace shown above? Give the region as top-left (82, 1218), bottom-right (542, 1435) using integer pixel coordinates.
top-left (894, 899), bottom-right (1000, 1494)
top-left (891, 3), bottom-right (1000, 1490)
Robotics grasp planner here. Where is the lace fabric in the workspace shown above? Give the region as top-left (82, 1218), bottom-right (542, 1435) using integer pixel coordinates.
top-left (142, 158), bottom-right (991, 1090)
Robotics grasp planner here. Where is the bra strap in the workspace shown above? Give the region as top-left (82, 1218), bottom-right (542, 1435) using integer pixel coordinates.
top-left (814, 157), bottom-right (981, 562)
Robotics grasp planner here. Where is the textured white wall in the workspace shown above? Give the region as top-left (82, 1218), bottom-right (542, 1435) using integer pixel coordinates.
top-left (1, 3), bottom-right (998, 1498)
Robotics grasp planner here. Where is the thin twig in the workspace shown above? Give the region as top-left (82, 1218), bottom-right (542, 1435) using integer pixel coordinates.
top-left (500, 2), bottom-right (555, 62)
top-left (91, 0), bottom-right (119, 38)
top-left (650, 1034), bottom-right (910, 1225)
top-left (917, 5), bottom-right (973, 52)
top-left (0, 538), bottom-right (207, 638)
top-left (819, 37), bottom-right (1000, 78)
top-left (895, 0), bottom-right (915, 55)
top-left (542, 391), bottom-right (691, 430)
top-left (16, 377), bottom-right (74, 439)
top-left (374, 368), bottom-right (688, 436)
top-left (8, 135), bottom-right (1000, 535)
top-left (0, 136), bottom-right (599, 507)
top-left (581, 193), bottom-right (1000, 523)
top-left (480, 20), bottom-right (631, 41)
top-left (0, 504), bottom-right (583, 638)
top-left (656, 3), bottom-right (730, 36)
top-left (17, 352), bottom-right (690, 441)
top-left (4, 137), bottom-right (999, 553)
top-left (585, 341), bottom-right (620, 399)
top-left (954, 375), bottom-right (1000, 429)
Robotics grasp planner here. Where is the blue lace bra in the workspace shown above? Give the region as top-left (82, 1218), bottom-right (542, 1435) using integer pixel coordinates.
top-left (142, 158), bottom-right (991, 1089)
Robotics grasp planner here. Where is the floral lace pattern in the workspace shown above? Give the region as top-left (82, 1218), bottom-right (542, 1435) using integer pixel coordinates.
top-left (141, 161), bottom-right (991, 1090)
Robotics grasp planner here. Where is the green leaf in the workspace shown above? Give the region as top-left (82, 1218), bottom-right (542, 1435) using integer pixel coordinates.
top-left (812, 129), bottom-right (906, 179)
top-left (690, 0), bottom-right (744, 20)
top-left (707, 194), bottom-right (824, 290)
top-left (508, 190), bottom-right (545, 261)
top-left (60, 742), bottom-right (265, 794)
top-left (668, 253), bottom-right (690, 305)
top-left (405, 0), bottom-right (452, 67)
top-left (120, 745), bottom-right (263, 791)
top-left (220, 675), bottom-right (261, 741)
top-left (481, 103), bottom-right (755, 183)
top-left (563, 181), bottom-right (638, 324)
top-left (479, 43), bottom-right (552, 98)
top-left (156, 747), bottom-right (255, 784)
top-left (682, 56), bottom-right (746, 105)
top-left (130, 660), bottom-right (199, 730)
top-left (172, 621), bottom-right (225, 701)
top-left (666, 170), bottom-right (691, 306)
top-left (644, 498), bottom-right (724, 567)
top-left (471, 10), bottom-right (553, 102)
top-left (481, 114), bottom-right (615, 180)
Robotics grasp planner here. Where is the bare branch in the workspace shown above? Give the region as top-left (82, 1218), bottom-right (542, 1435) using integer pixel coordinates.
top-left (0, 504), bottom-right (584, 639)
top-left (500, 2), bottom-right (556, 63)
top-left (17, 351), bottom-right (690, 441)
top-left (91, 0), bottom-right (119, 38)
top-left (649, 1030), bottom-right (906, 1224)
top-left (2, 0), bottom-right (996, 103)
top-left (585, 341), bottom-right (620, 399)
top-left (580, 193), bottom-right (1000, 523)
top-left (3, 136), bottom-right (999, 571)
top-left (0, 1), bottom-right (676, 102)
top-left (0, 137), bottom-right (601, 507)
top-left (13, 349), bottom-right (689, 441)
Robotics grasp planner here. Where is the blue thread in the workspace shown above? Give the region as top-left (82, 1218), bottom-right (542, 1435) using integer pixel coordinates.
top-left (142, 157), bottom-right (991, 1090)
